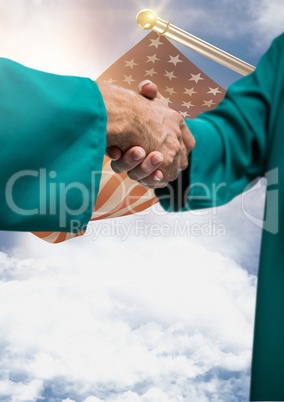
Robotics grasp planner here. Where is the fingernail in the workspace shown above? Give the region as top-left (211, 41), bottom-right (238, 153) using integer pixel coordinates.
top-left (153, 175), bottom-right (161, 182)
top-left (151, 153), bottom-right (163, 165)
top-left (138, 80), bottom-right (152, 92)
top-left (132, 149), bottom-right (146, 161)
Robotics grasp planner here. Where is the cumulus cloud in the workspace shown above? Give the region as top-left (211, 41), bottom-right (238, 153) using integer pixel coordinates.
top-left (187, 0), bottom-right (284, 44)
top-left (164, 0), bottom-right (284, 63)
top-left (0, 232), bottom-right (256, 401)
top-left (249, 0), bottom-right (284, 46)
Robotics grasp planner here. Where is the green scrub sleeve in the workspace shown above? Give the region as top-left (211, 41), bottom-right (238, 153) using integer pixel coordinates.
top-left (155, 34), bottom-right (281, 212)
top-left (0, 58), bottom-right (107, 233)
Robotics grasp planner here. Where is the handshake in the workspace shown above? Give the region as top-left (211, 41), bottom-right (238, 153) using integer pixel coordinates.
top-left (97, 80), bottom-right (196, 188)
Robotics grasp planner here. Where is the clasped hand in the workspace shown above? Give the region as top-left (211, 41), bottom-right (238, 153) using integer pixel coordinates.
top-left (97, 80), bottom-right (195, 188)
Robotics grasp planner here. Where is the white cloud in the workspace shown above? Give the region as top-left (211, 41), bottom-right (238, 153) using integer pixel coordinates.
top-left (82, 397), bottom-right (103, 402)
top-left (0, 231), bottom-right (256, 401)
top-left (164, 0), bottom-right (284, 57)
top-left (249, 0), bottom-right (284, 45)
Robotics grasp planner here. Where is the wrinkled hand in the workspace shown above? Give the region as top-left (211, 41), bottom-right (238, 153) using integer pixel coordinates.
top-left (108, 80), bottom-right (195, 187)
top-left (97, 81), bottom-right (195, 187)
top-left (139, 80), bottom-right (195, 157)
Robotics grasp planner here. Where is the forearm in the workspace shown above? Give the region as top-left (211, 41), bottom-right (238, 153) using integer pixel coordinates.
top-left (156, 101), bottom-right (267, 212)
top-left (0, 58), bottom-right (107, 232)
top-left (155, 33), bottom-right (281, 212)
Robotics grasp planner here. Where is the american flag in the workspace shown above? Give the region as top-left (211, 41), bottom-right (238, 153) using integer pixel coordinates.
top-left (34, 31), bottom-right (225, 243)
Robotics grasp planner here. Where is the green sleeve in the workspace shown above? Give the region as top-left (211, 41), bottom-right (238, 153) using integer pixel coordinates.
top-left (0, 58), bottom-right (107, 232)
top-left (156, 34), bottom-right (281, 211)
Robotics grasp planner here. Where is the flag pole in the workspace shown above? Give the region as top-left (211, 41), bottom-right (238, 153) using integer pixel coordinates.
top-left (136, 9), bottom-right (255, 76)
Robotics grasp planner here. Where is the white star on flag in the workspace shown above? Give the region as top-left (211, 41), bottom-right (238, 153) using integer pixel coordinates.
top-left (145, 68), bottom-right (158, 77)
top-left (189, 73), bottom-right (204, 83)
top-left (149, 37), bottom-right (164, 48)
top-left (168, 54), bottom-right (183, 66)
top-left (183, 87), bottom-right (197, 97)
top-left (163, 97), bottom-right (172, 106)
top-left (207, 87), bottom-right (222, 96)
top-left (34, 32), bottom-right (226, 244)
top-left (202, 99), bottom-right (216, 107)
top-left (180, 111), bottom-right (190, 118)
top-left (124, 59), bottom-right (138, 69)
top-left (123, 74), bottom-right (136, 85)
top-left (164, 70), bottom-right (177, 80)
top-left (146, 54), bottom-right (160, 63)
top-left (182, 100), bottom-right (195, 109)
top-left (104, 78), bottom-right (116, 84)
top-left (164, 87), bottom-right (177, 95)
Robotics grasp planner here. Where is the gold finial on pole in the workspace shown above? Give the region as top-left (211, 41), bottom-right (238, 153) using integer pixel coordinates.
top-left (136, 9), bottom-right (255, 76)
top-left (136, 9), bottom-right (157, 30)
top-left (136, 9), bottom-right (170, 36)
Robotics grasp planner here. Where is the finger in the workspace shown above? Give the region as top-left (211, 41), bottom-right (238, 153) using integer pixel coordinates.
top-left (106, 146), bottom-right (122, 160)
top-left (167, 152), bottom-right (180, 183)
top-left (138, 80), bottom-right (170, 109)
top-left (127, 151), bottom-right (164, 181)
top-left (110, 146), bottom-right (146, 173)
top-left (177, 140), bottom-right (189, 172)
top-left (180, 120), bottom-right (196, 153)
top-left (138, 80), bottom-right (159, 99)
top-left (138, 170), bottom-right (166, 189)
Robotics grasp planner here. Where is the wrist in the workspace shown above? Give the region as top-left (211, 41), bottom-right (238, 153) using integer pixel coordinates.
top-left (96, 81), bottom-right (139, 150)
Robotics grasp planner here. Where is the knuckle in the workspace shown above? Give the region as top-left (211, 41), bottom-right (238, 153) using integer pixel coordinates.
top-left (127, 170), bottom-right (139, 181)
top-left (110, 162), bottom-right (123, 174)
top-left (162, 157), bottom-right (173, 169)
top-left (170, 172), bottom-right (179, 182)
top-left (172, 110), bottom-right (181, 119)
top-left (180, 159), bottom-right (188, 171)
top-left (139, 179), bottom-right (154, 189)
top-left (173, 141), bottom-right (181, 154)
top-left (166, 140), bottom-right (180, 157)
top-left (176, 130), bottom-right (182, 141)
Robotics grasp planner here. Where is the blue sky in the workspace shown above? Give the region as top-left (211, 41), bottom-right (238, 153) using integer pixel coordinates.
top-left (0, 1), bottom-right (284, 401)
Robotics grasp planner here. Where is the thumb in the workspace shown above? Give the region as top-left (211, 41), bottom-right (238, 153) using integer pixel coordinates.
top-left (138, 80), bottom-right (160, 100)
